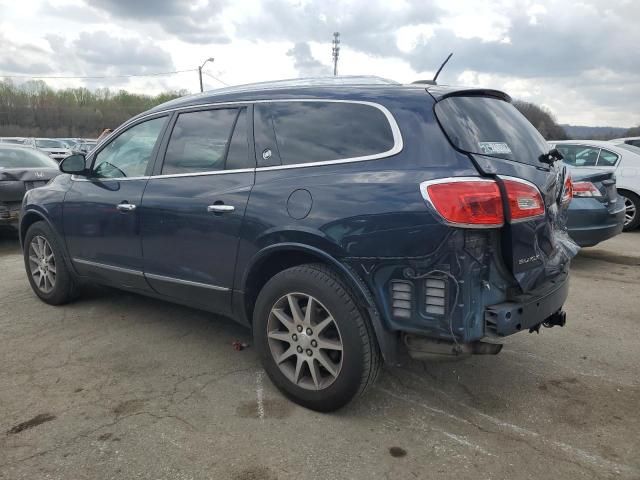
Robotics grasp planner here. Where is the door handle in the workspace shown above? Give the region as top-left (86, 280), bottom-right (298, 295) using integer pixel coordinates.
top-left (207, 204), bottom-right (235, 213)
top-left (117, 203), bottom-right (137, 212)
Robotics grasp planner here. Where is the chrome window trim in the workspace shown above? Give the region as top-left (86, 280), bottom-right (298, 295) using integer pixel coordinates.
top-left (144, 272), bottom-right (229, 291)
top-left (70, 99), bottom-right (403, 182)
top-left (72, 258), bottom-right (144, 276)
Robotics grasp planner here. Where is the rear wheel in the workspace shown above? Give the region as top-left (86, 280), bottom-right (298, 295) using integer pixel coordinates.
top-left (253, 264), bottom-right (381, 411)
top-left (619, 190), bottom-right (639, 231)
top-left (24, 221), bottom-right (77, 305)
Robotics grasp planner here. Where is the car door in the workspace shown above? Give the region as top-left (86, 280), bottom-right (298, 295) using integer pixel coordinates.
top-left (63, 114), bottom-right (169, 290)
top-left (140, 105), bottom-right (255, 315)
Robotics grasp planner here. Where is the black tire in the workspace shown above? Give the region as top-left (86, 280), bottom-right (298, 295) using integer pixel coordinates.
top-left (253, 263), bottom-right (381, 412)
top-left (619, 190), bottom-right (640, 231)
top-left (23, 221), bottom-right (78, 305)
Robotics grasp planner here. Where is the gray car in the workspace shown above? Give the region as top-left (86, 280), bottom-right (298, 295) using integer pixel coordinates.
top-left (566, 167), bottom-right (624, 247)
top-left (0, 145), bottom-right (60, 227)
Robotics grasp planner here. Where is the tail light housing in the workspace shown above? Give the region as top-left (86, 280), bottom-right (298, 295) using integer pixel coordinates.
top-left (572, 181), bottom-right (602, 198)
top-left (502, 177), bottom-right (545, 222)
top-left (421, 176), bottom-right (546, 227)
top-left (561, 175), bottom-right (573, 204)
top-left (421, 178), bottom-right (504, 227)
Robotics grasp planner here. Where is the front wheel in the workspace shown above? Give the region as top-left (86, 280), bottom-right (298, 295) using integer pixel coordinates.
top-left (23, 221), bottom-right (77, 305)
top-left (619, 191), bottom-right (640, 231)
top-left (253, 264), bottom-right (381, 412)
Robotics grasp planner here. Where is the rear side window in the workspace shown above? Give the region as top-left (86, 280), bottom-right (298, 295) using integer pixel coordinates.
top-left (626, 139), bottom-right (640, 148)
top-left (435, 96), bottom-right (550, 166)
top-left (162, 108), bottom-right (246, 175)
top-left (255, 101), bottom-right (395, 166)
top-left (556, 144), bottom-right (599, 167)
top-left (597, 149), bottom-right (619, 167)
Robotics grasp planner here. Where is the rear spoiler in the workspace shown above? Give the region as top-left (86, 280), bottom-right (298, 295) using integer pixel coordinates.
top-left (426, 86), bottom-right (512, 103)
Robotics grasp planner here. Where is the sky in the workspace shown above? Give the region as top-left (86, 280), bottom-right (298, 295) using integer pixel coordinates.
top-left (0, 0), bottom-right (639, 127)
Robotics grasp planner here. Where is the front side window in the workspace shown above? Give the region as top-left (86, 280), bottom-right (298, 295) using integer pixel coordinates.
top-left (162, 108), bottom-right (246, 174)
top-left (597, 149), bottom-right (619, 167)
top-left (556, 144), bottom-right (599, 167)
top-left (255, 101), bottom-right (395, 166)
top-left (93, 116), bottom-right (167, 178)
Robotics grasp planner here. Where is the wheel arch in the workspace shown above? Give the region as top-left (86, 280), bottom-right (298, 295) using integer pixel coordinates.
top-left (240, 243), bottom-right (398, 363)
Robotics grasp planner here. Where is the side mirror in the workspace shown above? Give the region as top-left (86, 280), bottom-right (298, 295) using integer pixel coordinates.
top-left (60, 154), bottom-right (88, 175)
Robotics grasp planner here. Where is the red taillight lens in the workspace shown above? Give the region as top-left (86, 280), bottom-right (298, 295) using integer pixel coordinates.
top-left (423, 179), bottom-right (504, 227)
top-left (502, 178), bottom-right (545, 221)
top-left (572, 181), bottom-right (602, 198)
top-left (562, 175), bottom-right (573, 204)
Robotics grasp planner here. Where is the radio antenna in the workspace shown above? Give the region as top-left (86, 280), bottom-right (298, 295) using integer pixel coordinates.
top-left (432, 53), bottom-right (453, 83)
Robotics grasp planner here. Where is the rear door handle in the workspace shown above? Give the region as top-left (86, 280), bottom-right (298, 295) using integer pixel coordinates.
top-left (207, 204), bottom-right (235, 213)
top-left (116, 203), bottom-right (136, 212)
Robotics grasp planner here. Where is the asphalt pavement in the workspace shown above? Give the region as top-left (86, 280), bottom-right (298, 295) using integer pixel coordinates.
top-left (0, 228), bottom-right (638, 480)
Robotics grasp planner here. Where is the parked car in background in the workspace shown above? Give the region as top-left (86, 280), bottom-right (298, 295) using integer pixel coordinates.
top-left (70, 140), bottom-right (97, 154)
top-left (610, 136), bottom-right (640, 149)
top-left (24, 138), bottom-right (73, 162)
top-left (0, 137), bottom-right (28, 145)
top-left (564, 168), bottom-right (624, 246)
top-left (0, 145), bottom-right (59, 227)
top-left (20, 77), bottom-right (576, 411)
top-left (551, 140), bottom-right (640, 230)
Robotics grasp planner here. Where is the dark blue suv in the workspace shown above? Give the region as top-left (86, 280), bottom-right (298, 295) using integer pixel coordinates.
top-left (20, 77), bottom-right (577, 411)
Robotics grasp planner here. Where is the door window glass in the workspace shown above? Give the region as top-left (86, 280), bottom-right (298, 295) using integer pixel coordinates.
top-left (597, 149), bottom-right (619, 166)
top-left (93, 117), bottom-right (167, 178)
top-left (225, 109), bottom-right (252, 170)
top-left (162, 108), bottom-right (240, 174)
top-left (255, 102), bottom-right (395, 166)
top-left (556, 144), bottom-right (599, 166)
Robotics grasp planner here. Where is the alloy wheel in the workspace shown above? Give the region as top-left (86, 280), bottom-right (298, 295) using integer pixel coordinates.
top-left (267, 293), bottom-right (343, 391)
top-left (28, 235), bottom-right (56, 294)
top-left (622, 196), bottom-right (636, 227)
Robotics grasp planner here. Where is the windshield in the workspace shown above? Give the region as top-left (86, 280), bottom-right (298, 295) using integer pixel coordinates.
top-left (435, 96), bottom-right (550, 166)
top-left (1, 139), bottom-right (25, 145)
top-left (36, 139), bottom-right (65, 148)
top-left (0, 147), bottom-right (58, 168)
top-left (615, 143), bottom-right (640, 156)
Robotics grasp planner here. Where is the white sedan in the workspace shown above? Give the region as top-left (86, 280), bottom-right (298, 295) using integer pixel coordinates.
top-left (549, 140), bottom-right (640, 230)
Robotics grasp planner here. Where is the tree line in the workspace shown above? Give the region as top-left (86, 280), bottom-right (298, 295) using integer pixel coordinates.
top-left (0, 80), bottom-right (185, 138)
top-left (0, 79), bottom-right (637, 140)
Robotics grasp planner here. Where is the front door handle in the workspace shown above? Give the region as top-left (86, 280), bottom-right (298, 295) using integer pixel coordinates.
top-left (117, 203), bottom-right (137, 212)
top-left (207, 204), bottom-right (235, 213)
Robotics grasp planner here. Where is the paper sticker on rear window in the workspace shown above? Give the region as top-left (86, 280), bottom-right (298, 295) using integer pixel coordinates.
top-left (478, 142), bottom-right (512, 155)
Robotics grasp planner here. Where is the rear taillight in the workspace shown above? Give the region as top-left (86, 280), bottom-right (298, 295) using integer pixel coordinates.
top-left (562, 175), bottom-right (573, 204)
top-left (572, 181), bottom-right (602, 198)
top-left (421, 176), bottom-right (546, 227)
top-left (421, 178), bottom-right (504, 227)
top-left (502, 178), bottom-right (545, 222)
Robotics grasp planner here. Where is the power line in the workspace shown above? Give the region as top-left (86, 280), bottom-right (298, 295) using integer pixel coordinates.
top-left (0, 68), bottom-right (197, 80)
top-left (202, 71), bottom-right (230, 87)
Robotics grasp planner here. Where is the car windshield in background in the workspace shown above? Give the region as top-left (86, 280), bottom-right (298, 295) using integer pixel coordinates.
top-left (616, 144), bottom-right (640, 156)
top-left (0, 147), bottom-right (58, 168)
top-left (435, 96), bottom-right (550, 166)
top-left (36, 139), bottom-right (65, 148)
top-left (1, 139), bottom-right (25, 145)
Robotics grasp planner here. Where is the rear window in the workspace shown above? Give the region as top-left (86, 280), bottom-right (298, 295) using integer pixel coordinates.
top-left (255, 101), bottom-right (395, 166)
top-left (0, 147), bottom-right (58, 168)
top-left (435, 96), bottom-right (550, 166)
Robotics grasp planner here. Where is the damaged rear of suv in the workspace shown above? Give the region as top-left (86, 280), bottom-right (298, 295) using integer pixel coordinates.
top-left (20, 77), bottom-right (577, 412)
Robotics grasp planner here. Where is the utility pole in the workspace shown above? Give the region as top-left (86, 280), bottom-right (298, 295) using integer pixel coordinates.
top-left (198, 57), bottom-right (215, 92)
top-left (332, 32), bottom-right (340, 76)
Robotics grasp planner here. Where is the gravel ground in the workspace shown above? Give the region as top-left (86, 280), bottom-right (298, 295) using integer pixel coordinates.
top-left (0, 228), bottom-right (638, 480)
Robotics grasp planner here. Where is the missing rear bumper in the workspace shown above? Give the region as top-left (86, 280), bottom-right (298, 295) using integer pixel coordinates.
top-left (404, 334), bottom-right (503, 360)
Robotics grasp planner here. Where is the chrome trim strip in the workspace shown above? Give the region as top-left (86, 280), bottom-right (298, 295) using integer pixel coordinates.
top-left (144, 272), bottom-right (230, 292)
top-left (71, 99), bottom-right (403, 181)
top-left (419, 176), bottom-right (504, 229)
top-left (72, 258), bottom-right (144, 276)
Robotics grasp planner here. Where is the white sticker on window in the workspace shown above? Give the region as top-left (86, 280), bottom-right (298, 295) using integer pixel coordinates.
top-left (478, 142), bottom-right (512, 155)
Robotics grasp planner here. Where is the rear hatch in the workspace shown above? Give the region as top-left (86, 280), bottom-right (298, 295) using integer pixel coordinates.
top-left (431, 89), bottom-right (579, 292)
top-left (0, 168), bottom-right (59, 203)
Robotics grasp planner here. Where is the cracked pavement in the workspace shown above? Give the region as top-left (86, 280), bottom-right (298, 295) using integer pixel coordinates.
top-left (0, 228), bottom-right (639, 479)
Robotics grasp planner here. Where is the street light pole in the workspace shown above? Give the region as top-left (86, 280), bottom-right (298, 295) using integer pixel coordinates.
top-left (198, 57), bottom-right (215, 92)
